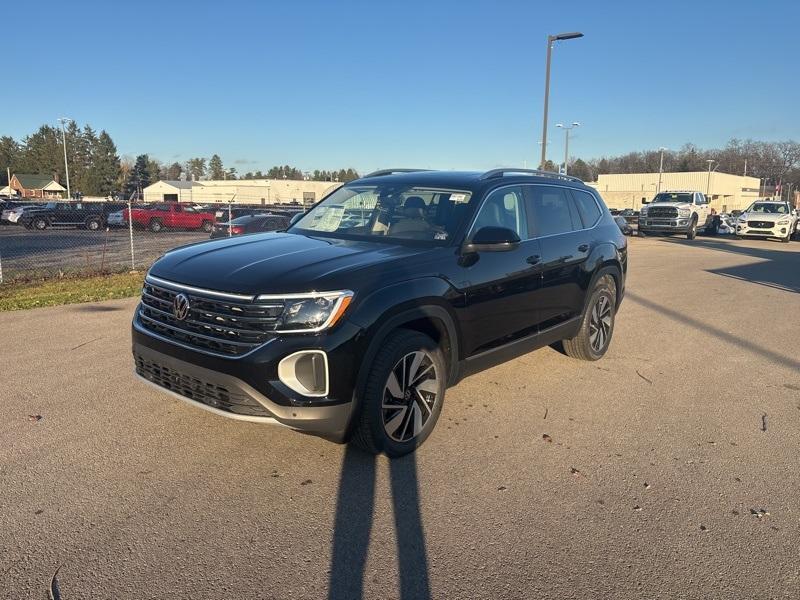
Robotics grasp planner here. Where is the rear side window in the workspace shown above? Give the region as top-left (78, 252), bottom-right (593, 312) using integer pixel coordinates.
top-left (524, 185), bottom-right (581, 237)
top-left (571, 190), bottom-right (602, 228)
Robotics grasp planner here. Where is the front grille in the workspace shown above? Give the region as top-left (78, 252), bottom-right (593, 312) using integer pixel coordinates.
top-left (647, 206), bottom-right (679, 218)
top-left (135, 353), bottom-right (271, 417)
top-left (747, 221), bottom-right (774, 229)
top-left (138, 279), bottom-right (284, 356)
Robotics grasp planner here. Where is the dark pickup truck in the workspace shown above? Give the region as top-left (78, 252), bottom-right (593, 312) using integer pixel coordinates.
top-left (20, 202), bottom-right (127, 230)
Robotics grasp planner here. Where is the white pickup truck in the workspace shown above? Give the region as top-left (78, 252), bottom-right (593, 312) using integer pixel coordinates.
top-left (638, 191), bottom-right (718, 239)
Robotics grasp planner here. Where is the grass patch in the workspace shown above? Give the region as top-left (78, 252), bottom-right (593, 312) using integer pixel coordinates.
top-left (0, 271), bottom-right (144, 311)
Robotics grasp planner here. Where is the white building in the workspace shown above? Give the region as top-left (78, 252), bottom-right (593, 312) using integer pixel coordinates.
top-left (588, 171), bottom-right (761, 212)
top-left (143, 179), bottom-right (343, 205)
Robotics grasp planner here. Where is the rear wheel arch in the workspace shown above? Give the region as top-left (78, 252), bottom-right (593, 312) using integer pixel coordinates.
top-left (585, 261), bottom-right (623, 312)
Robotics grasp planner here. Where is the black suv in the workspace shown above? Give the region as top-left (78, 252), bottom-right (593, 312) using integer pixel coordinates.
top-left (132, 169), bottom-right (627, 456)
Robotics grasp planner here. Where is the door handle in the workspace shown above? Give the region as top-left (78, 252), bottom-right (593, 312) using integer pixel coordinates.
top-left (577, 244), bottom-right (589, 253)
top-left (526, 255), bottom-right (541, 265)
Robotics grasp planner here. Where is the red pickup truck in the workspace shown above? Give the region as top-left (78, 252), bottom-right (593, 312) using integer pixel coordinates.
top-left (125, 203), bottom-right (216, 232)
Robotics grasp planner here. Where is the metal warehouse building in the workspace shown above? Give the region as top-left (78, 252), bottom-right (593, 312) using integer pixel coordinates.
top-left (589, 172), bottom-right (761, 212)
top-left (143, 179), bottom-right (342, 205)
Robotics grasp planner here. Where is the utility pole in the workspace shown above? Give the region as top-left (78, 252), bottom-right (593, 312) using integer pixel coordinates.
top-left (556, 122), bottom-right (580, 175)
top-left (539, 32), bottom-right (583, 170)
top-left (743, 158), bottom-right (747, 177)
top-left (57, 117), bottom-right (73, 199)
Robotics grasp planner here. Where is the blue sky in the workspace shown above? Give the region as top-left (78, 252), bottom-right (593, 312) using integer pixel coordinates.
top-left (3, 0), bottom-right (798, 173)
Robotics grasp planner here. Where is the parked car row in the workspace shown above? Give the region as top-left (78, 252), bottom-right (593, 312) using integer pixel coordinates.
top-left (0, 200), bottom-right (306, 234)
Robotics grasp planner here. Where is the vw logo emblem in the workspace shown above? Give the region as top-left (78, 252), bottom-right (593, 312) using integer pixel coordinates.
top-left (172, 293), bottom-right (191, 321)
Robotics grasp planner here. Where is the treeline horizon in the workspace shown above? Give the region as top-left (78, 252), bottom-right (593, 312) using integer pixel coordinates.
top-left (0, 123), bottom-right (361, 198)
top-left (556, 139), bottom-right (800, 186)
top-left (2, 123), bottom-right (798, 197)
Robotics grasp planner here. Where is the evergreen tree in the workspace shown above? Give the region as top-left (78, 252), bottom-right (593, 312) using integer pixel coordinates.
top-left (125, 154), bottom-right (151, 198)
top-left (165, 162), bottom-right (182, 180)
top-left (89, 131), bottom-right (121, 197)
top-left (17, 125), bottom-right (64, 180)
top-left (0, 136), bottom-right (20, 187)
top-left (208, 154), bottom-right (225, 180)
top-left (185, 157), bottom-right (206, 180)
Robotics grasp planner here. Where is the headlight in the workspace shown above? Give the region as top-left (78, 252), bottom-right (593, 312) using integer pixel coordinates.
top-left (639, 207), bottom-right (648, 216)
top-left (258, 291), bottom-right (354, 333)
top-left (678, 208), bottom-right (691, 217)
top-left (738, 216), bottom-right (747, 223)
top-left (777, 217), bottom-right (790, 224)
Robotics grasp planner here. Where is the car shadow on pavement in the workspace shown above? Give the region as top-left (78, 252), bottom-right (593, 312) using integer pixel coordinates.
top-left (328, 444), bottom-right (431, 600)
top-left (626, 291), bottom-right (800, 372)
top-left (657, 237), bottom-right (800, 294)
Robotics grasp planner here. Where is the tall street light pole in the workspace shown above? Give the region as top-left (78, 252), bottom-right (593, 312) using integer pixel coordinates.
top-left (657, 147), bottom-right (668, 194)
top-left (706, 159), bottom-right (715, 200)
top-left (540, 31), bottom-right (583, 170)
top-left (57, 117), bottom-right (73, 199)
top-left (556, 122), bottom-right (580, 175)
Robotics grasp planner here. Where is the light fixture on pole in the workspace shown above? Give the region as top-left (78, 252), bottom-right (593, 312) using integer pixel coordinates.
top-left (539, 31), bottom-right (584, 170)
top-left (57, 117), bottom-right (73, 199)
top-left (555, 122), bottom-right (580, 175)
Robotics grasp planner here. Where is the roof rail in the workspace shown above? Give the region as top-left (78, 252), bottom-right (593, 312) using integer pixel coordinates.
top-left (479, 168), bottom-right (583, 183)
top-left (362, 168), bottom-right (433, 178)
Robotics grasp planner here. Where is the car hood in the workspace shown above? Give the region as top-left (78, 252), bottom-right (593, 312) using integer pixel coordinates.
top-left (148, 232), bottom-right (441, 296)
top-left (740, 213), bottom-right (788, 221)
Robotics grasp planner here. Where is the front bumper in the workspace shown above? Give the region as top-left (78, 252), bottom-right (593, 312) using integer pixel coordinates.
top-left (638, 217), bottom-right (692, 232)
top-left (736, 224), bottom-right (789, 238)
top-left (132, 310), bottom-right (365, 442)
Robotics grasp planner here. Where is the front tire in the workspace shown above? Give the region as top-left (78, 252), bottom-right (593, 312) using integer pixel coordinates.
top-left (562, 274), bottom-right (617, 361)
top-left (351, 330), bottom-right (446, 457)
top-left (33, 217), bottom-right (48, 230)
top-left (687, 217), bottom-right (698, 240)
top-left (201, 220), bottom-right (213, 233)
top-left (149, 218), bottom-right (163, 232)
top-left (86, 217), bottom-right (101, 231)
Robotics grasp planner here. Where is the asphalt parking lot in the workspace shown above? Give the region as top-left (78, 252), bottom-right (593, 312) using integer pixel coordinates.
top-left (0, 226), bottom-right (208, 278)
top-left (2, 236), bottom-right (799, 599)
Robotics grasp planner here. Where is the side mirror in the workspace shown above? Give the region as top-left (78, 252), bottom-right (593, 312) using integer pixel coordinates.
top-left (641, 199), bottom-right (649, 205)
top-left (462, 226), bottom-right (520, 253)
top-left (289, 212), bottom-right (303, 226)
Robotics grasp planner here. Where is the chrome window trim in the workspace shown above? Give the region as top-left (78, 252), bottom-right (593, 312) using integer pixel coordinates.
top-left (466, 182), bottom-right (604, 243)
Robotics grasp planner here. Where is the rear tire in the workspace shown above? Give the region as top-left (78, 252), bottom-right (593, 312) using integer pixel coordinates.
top-left (201, 220), bottom-right (213, 233)
top-left (351, 330), bottom-right (446, 457)
top-left (149, 219), bottom-right (163, 232)
top-left (86, 217), bottom-right (101, 231)
top-left (33, 217), bottom-right (48, 230)
top-left (704, 216), bottom-right (720, 236)
top-left (562, 274), bottom-right (617, 361)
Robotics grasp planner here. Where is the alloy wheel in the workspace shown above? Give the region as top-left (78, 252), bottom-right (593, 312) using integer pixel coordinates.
top-left (382, 351), bottom-right (440, 443)
top-left (589, 295), bottom-right (613, 353)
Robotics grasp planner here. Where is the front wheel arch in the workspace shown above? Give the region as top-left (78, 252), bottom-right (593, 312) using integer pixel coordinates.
top-left (346, 305), bottom-right (460, 443)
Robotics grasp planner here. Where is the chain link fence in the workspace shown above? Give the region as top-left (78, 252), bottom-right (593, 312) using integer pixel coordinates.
top-left (0, 198), bottom-right (304, 284)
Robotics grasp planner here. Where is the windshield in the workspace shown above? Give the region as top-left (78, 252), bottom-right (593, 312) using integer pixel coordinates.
top-left (652, 193), bottom-right (693, 204)
top-left (289, 184), bottom-right (473, 244)
top-left (747, 202), bottom-right (788, 214)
